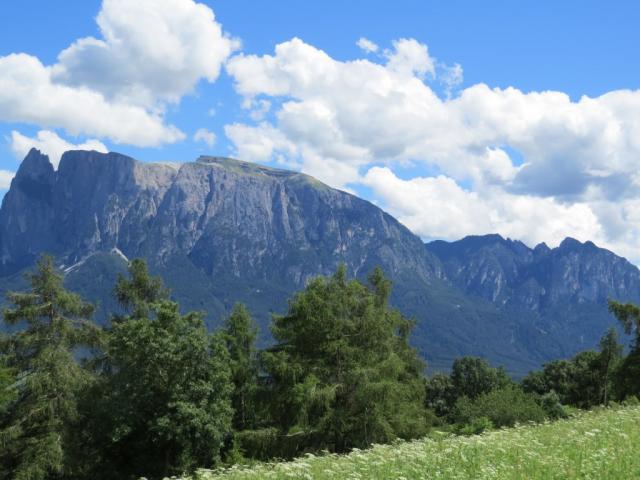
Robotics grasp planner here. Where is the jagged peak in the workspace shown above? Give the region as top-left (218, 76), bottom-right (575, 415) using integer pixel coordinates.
top-left (16, 148), bottom-right (54, 180)
top-left (558, 237), bottom-right (583, 250)
top-left (533, 242), bottom-right (551, 254)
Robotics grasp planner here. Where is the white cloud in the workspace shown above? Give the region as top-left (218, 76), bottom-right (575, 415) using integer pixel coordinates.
top-left (439, 62), bottom-right (463, 98)
top-left (363, 167), bottom-right (603, 249)
top-left (193, 128), bottom-right (216, 148)
top-left (0, 0), bottom-right (235, 147)
top-left (0, 54), bottom-right (184, 146)
top-left (356, 37), bottom-right (378, 54)
top-left (224, 37), bottom-right (640, 262)
top-left (52, 0), bottom-right (239, 107)
top-left (10, 130), bottom-right (108, 168)
top-left (0, 170), bottom-right (15, 190)
top-left (384, 38), bottom-right (435, 79)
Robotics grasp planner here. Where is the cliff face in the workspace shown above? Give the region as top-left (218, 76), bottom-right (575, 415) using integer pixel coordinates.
top-left (0, 149), bottom-right (636, 376)
top-left (426, 235), bottom-right (640, 311)
top-left (0, 150), bottom-right (441, 284)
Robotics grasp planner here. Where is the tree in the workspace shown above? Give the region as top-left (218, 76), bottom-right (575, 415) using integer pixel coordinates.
top-left (596, 328), bottom-right (623, 405)
top-left (521, 329), bottom-right (623, 409)
top-left (223, 303), bottom-right (259, 431)
top-left (93, 260), bottom-right (233, 479)
top-left (0, 350), bottom-right (16, 417)
top-left (522, 359), bottom-right (575, 403)
top-left (263, 265), bottom-right (427, 453)
top-left (608, 300), bottom-right (640, 398)
top-left (450, 356), bottom-right (511, 401)
top-left (454, 385), bottom-right (546, 430)
top-left (425, 373), bottom-right (455, 418)
top-left (0, 256), bottom-right (100, 480)
top-left (567, 350), bottom-right (600, 408)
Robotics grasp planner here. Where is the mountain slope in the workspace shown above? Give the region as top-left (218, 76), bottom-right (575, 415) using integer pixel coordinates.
top-left (0, 149), bottom-right (635, 375)
top-left (426, 234), bottom-right (640, 359)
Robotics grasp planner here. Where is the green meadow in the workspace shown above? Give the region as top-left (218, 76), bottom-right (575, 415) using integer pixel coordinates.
top-left (189, 405), bottom-right (640, 480)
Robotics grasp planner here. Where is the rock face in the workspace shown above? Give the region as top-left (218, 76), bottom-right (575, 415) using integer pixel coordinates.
top-left (426, 235), bottom-right (640, 364)
top-left (427, 234), bottom-right (640, 312)
top-left (1, 149), bottom-right (638, 376)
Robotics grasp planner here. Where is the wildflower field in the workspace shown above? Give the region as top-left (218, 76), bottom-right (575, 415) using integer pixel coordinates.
top-left (189, 405), bottom-right (640, 480)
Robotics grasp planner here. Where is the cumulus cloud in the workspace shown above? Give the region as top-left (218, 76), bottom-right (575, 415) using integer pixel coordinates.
top-left (224, 37), bottom-right (640, 262)
top-left (356, 37), bottom-right (379, 53)
top-left (0, 54), bottom-right (183, 146)
top-left (439, 62), bottom-right (463, 98)
top-left (10, 130), bottom-right (108, 168)
top-left (363, 167), bottom-right (603, 249)
top-left (0, 0), bottom-right (235, 147)
top-left (193, 128), bottom-right (216, 148)
top-left (52, 0), bottom-right (239, 107)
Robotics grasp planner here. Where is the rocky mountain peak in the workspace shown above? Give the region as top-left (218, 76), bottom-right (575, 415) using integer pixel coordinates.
top-left (16, 148), bottom-right (54, 179)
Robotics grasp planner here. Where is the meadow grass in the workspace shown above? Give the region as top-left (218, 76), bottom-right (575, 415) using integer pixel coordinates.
top-left (187, 405), bottom-right (640, 480)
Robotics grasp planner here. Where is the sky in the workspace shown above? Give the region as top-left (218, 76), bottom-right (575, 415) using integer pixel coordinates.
top-left (1, 0), bottom-right (640, 261)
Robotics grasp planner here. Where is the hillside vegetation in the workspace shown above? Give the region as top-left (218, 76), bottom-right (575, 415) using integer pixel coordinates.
top-left (189, 405), bottom-right (640, 480)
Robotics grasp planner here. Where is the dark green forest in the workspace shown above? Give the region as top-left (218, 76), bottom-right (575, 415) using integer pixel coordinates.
top-left (1, 257), bottom-right (639, 480)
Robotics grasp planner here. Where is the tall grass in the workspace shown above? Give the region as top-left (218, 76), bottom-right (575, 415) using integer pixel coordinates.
top-left (187, 405), bottom-right (640, 480)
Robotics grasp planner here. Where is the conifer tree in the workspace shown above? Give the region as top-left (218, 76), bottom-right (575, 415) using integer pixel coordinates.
top-left (223, 303), bottom-right (259, 431)
top-left (94, 259), bottom-right (233, 479)
top-left (608, 300), bottom-right (640, 398)
top-left (597, 328), bottom-right (622, 405)
top-left (0, 256), bottom-right (100, 480)
top-left (263, 265), bottom-right (427, 453)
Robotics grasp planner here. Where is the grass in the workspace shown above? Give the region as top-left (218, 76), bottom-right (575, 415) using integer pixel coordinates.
top-left (187, 405), bottom-right (640, 480)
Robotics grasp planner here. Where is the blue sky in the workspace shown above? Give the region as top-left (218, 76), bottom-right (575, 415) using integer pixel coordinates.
top-left (1, 0), bottom-right (640, 260)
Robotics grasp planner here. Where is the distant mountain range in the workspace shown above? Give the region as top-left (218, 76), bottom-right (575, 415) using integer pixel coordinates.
top-left (1, 149), bottom-right (638, 376)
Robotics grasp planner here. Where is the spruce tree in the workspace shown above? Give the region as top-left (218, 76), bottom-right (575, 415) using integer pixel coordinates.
top-left (94, 259), bottom-right (233, 479)
top-left (0, 256), bottom-right (99, 480)
top-left (223, 303), bottom-right (259, 431)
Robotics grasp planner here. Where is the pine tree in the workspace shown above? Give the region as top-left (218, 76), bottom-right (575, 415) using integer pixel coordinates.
top-left (223, 303), bottom-right (259, 431)
top-left (94, 259), bottom-right (233, 479)
top-left (0, 256), bottom-right (100, 480)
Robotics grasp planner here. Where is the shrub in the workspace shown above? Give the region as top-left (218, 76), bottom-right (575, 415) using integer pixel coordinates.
top-left (454, 385), bottom-right (547, 428)
top-left (539, 391), bottom-right (569, 420)
top-left (455, 416), bottom-right (494, 435)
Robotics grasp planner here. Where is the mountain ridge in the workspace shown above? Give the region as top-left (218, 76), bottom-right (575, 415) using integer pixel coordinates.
top-left (0, 148), bottom-right (637, 376)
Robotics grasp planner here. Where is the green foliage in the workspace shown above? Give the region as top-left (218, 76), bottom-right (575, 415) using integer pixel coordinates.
top-left (234, 428), bottom-right (324, 461)
top-left (0, 255), bottom-right (100, 480)
top-left (425, 373), bottom-right (455, 417)
top-left (455, 416), bottom-right (494, 435)
top-left (450, 356), bottom-right (512, 401)
top-left (113, 258), bottom-right (169, 319)
top-left (608, 300), bottom-right (640, 340)
top-left (0, 352), bottom-right (15, 417)
top-left (522, 328), bottom-right (624, 409)
top-left (223, 303), bottom-right (259, 431)
top-left (454, 385), bottom-right (546, 429)
top-left (262, 265), bottom-right (427, 454)
top-left (608, 300), bottom-right (640, 399)
top-left (187, 406), bottom-right (640, 480)
top-left (538, 391), bottom-right (569, 420)
top-left (90, 260), bottom-right (233, 479)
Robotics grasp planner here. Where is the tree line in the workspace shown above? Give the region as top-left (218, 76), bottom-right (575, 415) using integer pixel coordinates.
top-left (0, 256), bottom-right (639, 479)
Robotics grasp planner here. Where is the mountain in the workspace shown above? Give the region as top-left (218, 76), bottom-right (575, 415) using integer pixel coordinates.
top-left (0, 149), bottom-right (636, 376)
top-left (426, 235), bottom-right (640, 361)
